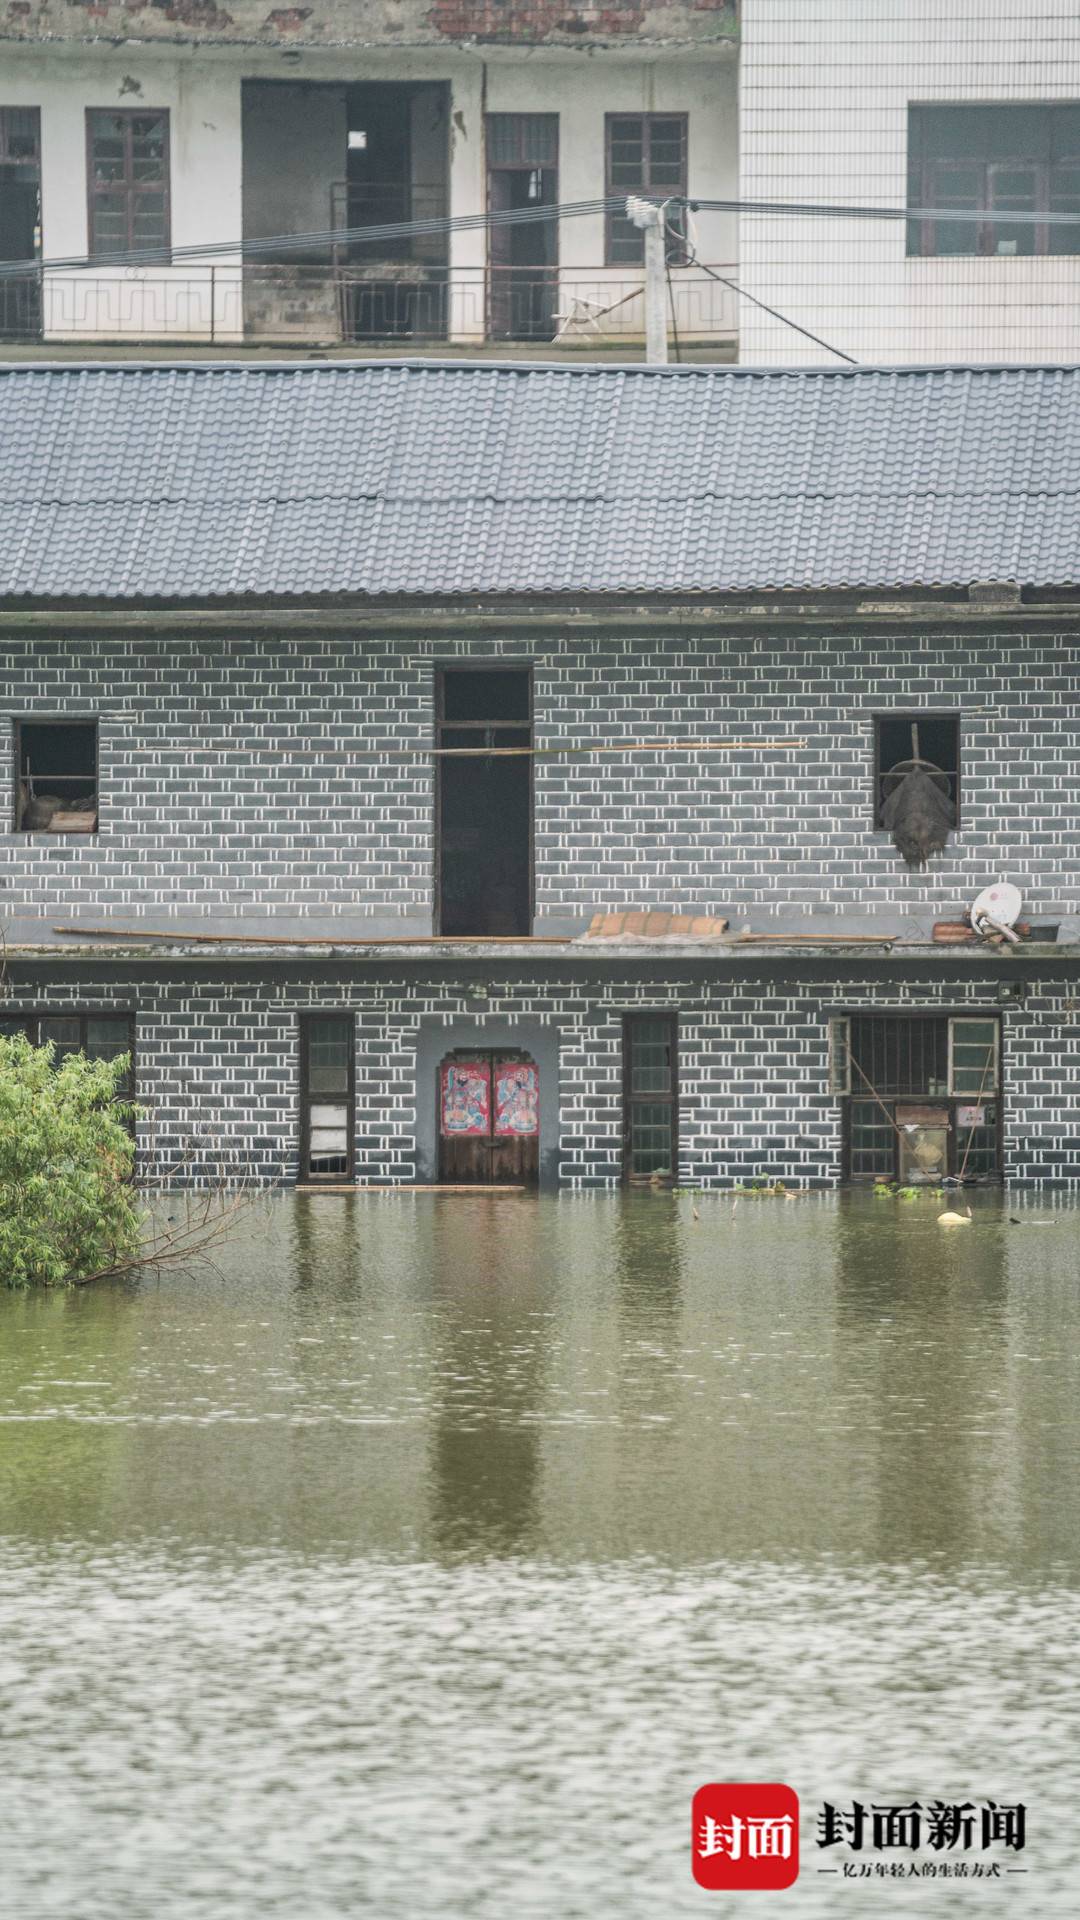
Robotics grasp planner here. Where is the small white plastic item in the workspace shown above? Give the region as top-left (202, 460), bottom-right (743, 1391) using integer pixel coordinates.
top-left (970, 880), bottom-right (1023, 941)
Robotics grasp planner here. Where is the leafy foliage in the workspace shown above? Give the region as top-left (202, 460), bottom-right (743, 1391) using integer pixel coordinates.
top-left (0, 1035), bottom-right (145, 1287)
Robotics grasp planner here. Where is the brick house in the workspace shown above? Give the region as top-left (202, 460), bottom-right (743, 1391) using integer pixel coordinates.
top-left (3, 356), bottom-right (1080, 1189)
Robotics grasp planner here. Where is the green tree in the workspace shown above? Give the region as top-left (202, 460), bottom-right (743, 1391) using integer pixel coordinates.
top-left (0, 1035), bottom-right (145, 1287)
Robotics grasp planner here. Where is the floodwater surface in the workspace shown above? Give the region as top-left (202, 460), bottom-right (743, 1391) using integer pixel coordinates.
top-left (1, 1190), bottom-right (1079, 1917)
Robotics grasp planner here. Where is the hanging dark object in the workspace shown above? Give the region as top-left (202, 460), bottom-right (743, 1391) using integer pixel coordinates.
top-left (880, 724), bottom-right (956, 867)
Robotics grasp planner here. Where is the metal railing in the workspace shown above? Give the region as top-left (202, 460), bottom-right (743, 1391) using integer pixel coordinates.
top-left (0, 262), bottom-right (740, 348)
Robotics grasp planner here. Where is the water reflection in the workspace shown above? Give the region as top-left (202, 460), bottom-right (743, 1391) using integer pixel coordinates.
top-left (3, 1192), bottom-right (1080, 1915)
top-left (427, 1198), bottom-right (548, 1555)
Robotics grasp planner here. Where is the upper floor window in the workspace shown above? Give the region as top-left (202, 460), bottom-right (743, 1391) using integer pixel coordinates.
top-left (87, 109), bottom-right (170, 259)
top-left (908, 103), bottom-right (1080, 256)
top-left (14, 718), bottom-right (98, 832)
top-left (605, 114), bottom-right (687, 265)
top-left (873, 712), bottom-right (959, 828)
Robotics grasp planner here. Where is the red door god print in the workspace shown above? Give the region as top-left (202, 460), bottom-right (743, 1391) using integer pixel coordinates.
top-left (438, 1052), bottom-right (539, 1186)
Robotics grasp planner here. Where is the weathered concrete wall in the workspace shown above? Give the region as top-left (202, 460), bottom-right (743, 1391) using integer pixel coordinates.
top-left (1, 622), bottom-right (1077, 930)
top-left (4, 963), bottom-right (1075, 1186)
top-left (0, 48), bottom-right (242, 261)
top-left (0, 0), bottom-right (738, 50)
top-left (3, 41), bottom-right (737, 332)
top-left (242, 80), bottom-right (347, 250)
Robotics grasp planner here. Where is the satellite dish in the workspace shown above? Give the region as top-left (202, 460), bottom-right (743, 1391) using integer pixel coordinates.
top-left (970, 880), bottom-right (1022, 932)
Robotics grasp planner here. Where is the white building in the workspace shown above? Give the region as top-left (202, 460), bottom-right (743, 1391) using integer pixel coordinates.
top-left (739, 0), bottom-right (1080, 365)
top-left (6, 2), bottom-right (1080, 363)
top-left (0, 5), bottom-right (739, 353)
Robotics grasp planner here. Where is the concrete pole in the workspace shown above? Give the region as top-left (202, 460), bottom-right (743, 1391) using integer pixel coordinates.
top-left (626, 196), bottom-right (668, 366)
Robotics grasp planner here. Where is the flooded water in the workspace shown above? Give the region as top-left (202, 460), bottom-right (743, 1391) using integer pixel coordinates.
top-left (2, 1190), bottom-right (1079, 1917)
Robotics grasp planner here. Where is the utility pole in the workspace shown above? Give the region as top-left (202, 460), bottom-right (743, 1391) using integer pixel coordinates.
top-left (626, 196), bottom-right (668, 366)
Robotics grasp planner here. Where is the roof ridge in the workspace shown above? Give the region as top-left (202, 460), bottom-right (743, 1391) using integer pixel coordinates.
top-left (2, 358), bottom-right (1080, 381)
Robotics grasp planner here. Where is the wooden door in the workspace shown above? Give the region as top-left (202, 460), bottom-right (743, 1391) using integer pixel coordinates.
top-left (438, 1053), bottom-right (539, 1186)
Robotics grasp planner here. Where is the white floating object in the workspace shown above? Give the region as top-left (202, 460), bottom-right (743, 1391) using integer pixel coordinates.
top-left (970, 880), bottom-right (1022, 932)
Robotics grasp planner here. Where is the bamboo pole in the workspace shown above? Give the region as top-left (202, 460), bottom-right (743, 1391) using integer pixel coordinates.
top-left (49, 927), bottom-right (576, 946)
top-left (49, 925), bottom-right (900, 948)
top-left (428, 738), bottom-right (806, 758)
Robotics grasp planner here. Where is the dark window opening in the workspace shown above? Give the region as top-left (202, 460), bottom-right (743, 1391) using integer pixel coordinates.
top-left (436, 667), bottom-right (532, 938)
top-left (873, 712), bottom-right (959, 827)
top-left (835, 1013), bottom-right (1001, 1183)
top-left (623, 1014), bottom-right (678, 1183)
top-left (15, 719), bottom-right (98, 832)
top-left (605, 113), bottom-right (688, 265)
top-left (300, 1014), bottom-right (355, 1183)
top-left (0, 107), bottom-right (42, 340)
top-left (87, 109), bottom-right (170, 260)
top-left (908, 103), bottom-right (1080, 256)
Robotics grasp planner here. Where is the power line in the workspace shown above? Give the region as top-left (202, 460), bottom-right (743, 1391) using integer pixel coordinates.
top-left (0, 196), bottom-right (619, 280)
top-left (695, 262), bottom-right (858, 365)
top-left (674, 208), bottom-right (857, 365)
top-left (692, 195), bottom-right (1080, 228)
top-left (3, 190), bottom-right (1077, 281)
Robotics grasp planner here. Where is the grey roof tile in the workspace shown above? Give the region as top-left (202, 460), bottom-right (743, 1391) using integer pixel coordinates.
top-left (2, 360), bottom-right (1080, 600)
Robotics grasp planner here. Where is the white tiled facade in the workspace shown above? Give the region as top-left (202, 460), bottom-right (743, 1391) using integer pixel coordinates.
top-left (739, 1), bottom-right (1080, 365)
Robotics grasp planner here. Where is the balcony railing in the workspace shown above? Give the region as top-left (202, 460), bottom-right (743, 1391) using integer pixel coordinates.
top-left (0, 262), bottom-right (739, 349)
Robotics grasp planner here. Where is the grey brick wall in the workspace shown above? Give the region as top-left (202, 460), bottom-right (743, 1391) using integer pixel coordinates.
top-left (2, 623), bottom-right (1077, 927)
top-left (4, 965), bottom-right (1079, 1186)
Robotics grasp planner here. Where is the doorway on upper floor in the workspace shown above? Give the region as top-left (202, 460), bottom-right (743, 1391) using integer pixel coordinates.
top-left (240, 79), bottom-right (449, 342)
top-left (0, 108), bottom-right (41, 341)
top-left (436, 666), bottom-right (533, 938)
top-left (486, 114), bottom-right (559, 342)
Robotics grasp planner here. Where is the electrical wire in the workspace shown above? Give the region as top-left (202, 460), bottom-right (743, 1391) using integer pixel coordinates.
top-left (0, 196), bottom-right (622, 279)
top-left (3, 189), bottom-right (1073, 281)
top-left (693, 261), bottom-right (858, 366)
top-left (678, 204), bottom-right (857, 365)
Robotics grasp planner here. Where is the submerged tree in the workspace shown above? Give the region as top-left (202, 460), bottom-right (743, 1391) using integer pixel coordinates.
top-left (0, 1034), bottom-right (144, 1287)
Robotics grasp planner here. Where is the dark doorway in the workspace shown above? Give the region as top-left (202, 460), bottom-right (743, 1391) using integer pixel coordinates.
top-left (0, 108), bottom-right (41, 340)
top-left (436, 667), bottom-right (532, 937)
top-left (487, 114), bottom-right (558, 340)
top-left (438, 1051), bottom-right (540, 1185)
top-left (337, 81), bottom-right (449, 338)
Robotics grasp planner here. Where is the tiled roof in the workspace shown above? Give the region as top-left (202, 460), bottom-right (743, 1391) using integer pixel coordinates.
top-left (1, 359), bottom-right (1079, 600)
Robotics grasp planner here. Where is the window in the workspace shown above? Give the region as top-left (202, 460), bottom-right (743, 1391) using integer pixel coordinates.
top-left (948, 1018), bottom-right (999, 1097)
top-left (873, 712), bottom-right (959, 829)
top-left (87, 109), bottom-right (169, 259)
top-left (14, 718), bottom-right (98, 832)
top-left (0, 1012), bottom-right (135, 1104)
top-left (623, 1014), bottom-right (678, 1182)
top-left (300, 1015), bottom-right (355, 1183)
top-left (909, 104), bottom-right (1080, 256)
top-left (605, 114), bottom-right (687, 264)
top-left (835, 1012), bottom-right (1001, 1183)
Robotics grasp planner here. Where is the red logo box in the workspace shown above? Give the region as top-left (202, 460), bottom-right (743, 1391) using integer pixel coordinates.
top-left (692, 1783), bottom-right (800, 1891)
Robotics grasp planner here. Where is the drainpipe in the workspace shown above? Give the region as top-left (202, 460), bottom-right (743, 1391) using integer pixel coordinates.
top-left (627, 195), bottom-right (668, 366)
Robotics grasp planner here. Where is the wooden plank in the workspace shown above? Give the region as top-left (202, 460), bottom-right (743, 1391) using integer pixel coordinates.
top-left (296, 1183), bottom-right (528, 1194)
top-left (734, 932), bottom-right (897, 945)
top-left (51, 926), bottom-right (574, 946)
